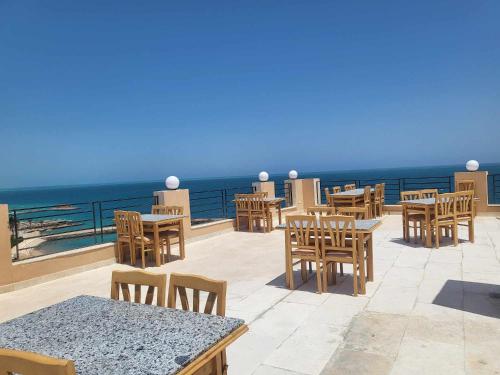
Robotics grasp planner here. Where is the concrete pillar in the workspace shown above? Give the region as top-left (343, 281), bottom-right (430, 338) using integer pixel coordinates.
top-left (302, 178), bottom-right (321, 209)
top-left (284, 179), bottom-right (304, 210)
top-left (252, 181), bottom-right (276, 198)
top-left (153, 189), bottom-right (192, 236)
top-left (454, 171), bottom-right (489, 213)
top-left (0, 205), bottom-right (13, 287)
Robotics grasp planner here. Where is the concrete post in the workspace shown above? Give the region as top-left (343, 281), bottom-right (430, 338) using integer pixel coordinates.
top-left (0, 205), bottom-right (13, 287)
top-left (454, 171), bottom-right (489, 213)
top-left (284, 179), bottom-right (304, 210)
top-left (153, 189), bottom-right (192, 236)
top-left (302, 178), bottom-right (321, 209)
top-left (252, 181), bottom-right (276, 198)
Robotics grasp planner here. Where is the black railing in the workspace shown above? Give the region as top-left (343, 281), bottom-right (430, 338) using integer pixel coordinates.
top-left (275, 182), bottom-right (293, 207)
top-left (488, 174), bottom-right (500, 204)
top-left (320, 175), bottom-right (454, 205)
top-left (9, 195), bottom-right (157, 261)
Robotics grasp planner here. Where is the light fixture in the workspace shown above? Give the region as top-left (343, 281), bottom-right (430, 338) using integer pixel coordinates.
top-left (466, 160), bottom-right (479, 171)
top-left (165, 176), bottom-right (180, 190)
top-left (288, 170), bottom-right (298, 180)
top-left (258, 171), bottom-right (269, 182)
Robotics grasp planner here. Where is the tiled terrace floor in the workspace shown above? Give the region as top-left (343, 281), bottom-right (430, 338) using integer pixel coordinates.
top-left (1, 215), bottom-right (500, 374)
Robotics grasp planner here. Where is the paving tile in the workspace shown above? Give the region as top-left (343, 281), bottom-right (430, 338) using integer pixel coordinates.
top-left (251, 365), bottom-right (307, 375)
top-left (321, 349), bottom-right (393, 375)
top-left (367, 286), bottom-right (418, 315)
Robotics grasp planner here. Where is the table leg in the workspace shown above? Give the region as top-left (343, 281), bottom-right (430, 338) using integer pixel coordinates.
top-left (358, 234), bottom-right (366, 294)
top-left (285, 230), bottom-right (291, 288)
top-left (277, 204), bottom-right (282, 225)
top-left (179, 221), bottom-right (186, 259)
top-left (367, 235), bottom-right (374, 281)
top-left (425, 207), bottom-right (432, 248)
top-left (154, 224), bottom-right (161, 267)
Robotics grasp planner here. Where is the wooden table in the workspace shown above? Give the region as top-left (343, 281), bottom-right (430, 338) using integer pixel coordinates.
top-left (330, 188), bottom-right (374, 207)
top-left (141, 214), bottom-right (186, 266)
top-left (278, 219), bottom-right (381, 294)
top-left (400, 198), bottom-right (435, 248)
top-left (0, 295), bottom-right (248, 375)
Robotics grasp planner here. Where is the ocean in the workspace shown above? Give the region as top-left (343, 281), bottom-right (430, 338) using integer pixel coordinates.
top-left (2, 163), bottom-right (499, 258)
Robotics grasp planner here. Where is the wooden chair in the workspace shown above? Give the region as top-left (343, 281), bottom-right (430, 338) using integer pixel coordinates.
top-left (114, 210), bottom-right (132, 264)
top-left (0, 349), bottom-right (76, 375)
top-left (285, 215), bottom-right (322, 293)
top-left (337, 206), bottom-right (369, 219)
top-left (151, 205), bottom-right (183, 215)
top-left (307, 206), bottom-right (336, 217)
top-left (373, 184), bottom-right (384, 217)
top-left (128, 211), bottom-right (155, 268)
top-left (325, 191), bottom-right (335, 208)
top-left (151, 205), bottom-right (184, 263)
top-left (324, 187), bottom-right (330, 198)
top-left (110, 270), bottom-right (167, 306)
top-left (333, 186), bottom-right (342, 194)
top-left (455, 190), bottom-right (474, 243)
top-left (167, 273), bottom-right (227, 316)
top-left (235, 194), bottom-right (250, 231)
top-left (320, 216), bottom-right (363, 296)
top-left (249, 193), bottom-right (272, 232)
top-left (363, 186), bottom-right (372, 218)
top-left (400, 191), bottom-right (424, 242)
top-left (168, 273), bottom-right (229, 375)
top-left (456, 180), bottom-right (475, 192)
top-left (432, 193), bottom-right (458, 249)
top-left (344, 184), bottom-right (356, 191)
top-left (420, 189), bottom-right (438, 199)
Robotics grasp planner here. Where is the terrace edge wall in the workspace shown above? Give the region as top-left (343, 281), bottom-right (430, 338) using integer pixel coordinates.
top-left (0, 205), bottom-right (14, 287)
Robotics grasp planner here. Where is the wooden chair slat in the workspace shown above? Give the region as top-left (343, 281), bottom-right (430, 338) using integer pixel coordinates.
top-left (110, 270), bottom-right (167, 307)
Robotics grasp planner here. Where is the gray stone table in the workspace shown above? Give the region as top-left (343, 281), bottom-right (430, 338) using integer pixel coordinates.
top-left (0, 295), bottom-right (245, 375)
top-left (276, 219), bottom-right (381, 232)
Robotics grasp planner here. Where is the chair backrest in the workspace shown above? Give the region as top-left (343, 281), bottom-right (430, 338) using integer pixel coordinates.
top-left (455, 190), bottom-right (474, 216)
top-left (254, 191), bottom-right (269, 198)
top-left (248, 193), bottom-right (265, 212)
top-left (456, 180), bottom-right (475, 193)
top-left (420, 189), bottom-right (438, 199)
top-left (320, 215), bottom-right (357, 253)
top-left (380, 183), bottom-right (386, 201)
top-left (400, 191), bottom-right (423, 201)
top-left (0, 349), bottom-right (76, 375)
top-left (286, 215), bottom-right (320, 252)
top-left (333, 186), bottom-right (342, 194)
top-left (114, 210), bottom-right (130, 237)
top-left (337, 206), bottom-right (369, 219)
top-left (375, 184), bottom-right (384, 201)
top-left (128, 211), bottom-right (144, 238)
top-left (363, 186), bottom-right (371, 205)
top-left (307, 206), bottom-right (336, 218)
top-left (434, 193), bottom-right (456, 219)
top-left (167, 273), bottom-right (227, 316)
top-left (110, 270), bottom-right (167, 307)
top-left (152, 205), bottom-right (184, 215)
top-left (325, 191), bottom-right (335, 208)
top-left (234, 194), bottom-right (250, 210)
top-left (344, 184), bottom-right (356, 191)
top-left (324, 187), bottom-right (330, 197)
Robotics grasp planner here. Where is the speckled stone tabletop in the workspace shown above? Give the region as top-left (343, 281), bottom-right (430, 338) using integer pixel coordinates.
top-left (141, 214), bottom-right (185, 222)
top-left (399, 198), bottom-right (435, 205)
top-left (332, 188), bottom-right (374, 196)
top-left (0, 295), bottom-right (244, 375)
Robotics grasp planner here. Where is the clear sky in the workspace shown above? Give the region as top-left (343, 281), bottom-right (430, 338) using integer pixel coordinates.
top-left (1, 1), bottom-right (499, 188)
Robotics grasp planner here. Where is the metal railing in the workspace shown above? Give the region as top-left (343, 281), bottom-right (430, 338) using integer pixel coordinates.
top-left (275, 182), bottom-right (293, 207)
top-left (488, 174), bottom-right (500, 204)
top-left (9, 195), bottom-right (157, 261)
top-left (320, 175), bottom-right (454, 205)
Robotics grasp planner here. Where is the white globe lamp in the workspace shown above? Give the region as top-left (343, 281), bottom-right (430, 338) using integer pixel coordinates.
top-left (165, 176), bottom-right (180, 190)
top-left (466, 160), bottom-right (479, 172)
top-left (288, 170), bottom-right (298, 180)
top-left (258, 171), bottom-right (269, 182)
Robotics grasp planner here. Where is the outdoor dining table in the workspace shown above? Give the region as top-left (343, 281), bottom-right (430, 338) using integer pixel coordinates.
top-left (263, 197), bottom-right (285, 224)
top-left (0, 295), bottom-right (248, 375)
top-left (330, 188), bottom-right (374, 207)
top-left (399, 198), bottom-right (435, 248)
top-left (278, 219), bottom-right (381, 294)
top-left (141, 214), bottom-right (186, 266)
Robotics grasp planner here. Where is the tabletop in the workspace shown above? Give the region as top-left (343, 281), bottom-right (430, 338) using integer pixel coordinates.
top-left (400, 198), bottom-right (435, 206)
top-left (0, 295), bottom-right (244, 375)
top-left (277, 219), bottom-right (381, 232)
top-left (332, 188), bottom-right (374, 197)
top-left (141, 214), bottom-right (185, 223)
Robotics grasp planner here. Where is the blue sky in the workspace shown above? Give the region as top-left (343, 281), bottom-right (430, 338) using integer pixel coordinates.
top-left (1, 1), bottom-right (499, 188)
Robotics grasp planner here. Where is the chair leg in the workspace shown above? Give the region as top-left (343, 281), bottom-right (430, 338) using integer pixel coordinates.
top-left (469, 219), bottom-right (474, 242)
top-left (352, 259), bottom-right (358, 297)
top-left (248, 213), bottom-right (253, 232)
top-left (322, 260), bottom-right (328, 292)
top-left (236, 214), bottom-right (240, 231)
top-left (332, 262), bottom-right (337, 285)
top-left (435, 226), bottom-right (440, 249)
top-left (453, 222), bottom-right (458, 247)
top-left (340, 263), bottom-right (344, 276)
top-left (301, 260), bottom-right (308, 282)
top-left (289, 256), bottom-right (295, 290)
top-left (315, 259), bottom-right (322, 293)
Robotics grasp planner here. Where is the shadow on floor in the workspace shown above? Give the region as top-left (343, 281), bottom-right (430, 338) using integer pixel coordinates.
top-left (389, 236), bottom-right (464, 249)
top-left (433, 279), bottom-right (500, 319)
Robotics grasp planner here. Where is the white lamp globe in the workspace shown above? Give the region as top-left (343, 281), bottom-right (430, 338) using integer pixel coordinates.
top-left (466, 160), bottom-right (479, 172)
top-left (288, 170), bottom-right (298, 180)
top-left (165, 176), bottom-right (180, 190)
top-left (258, 171), bottom-right (269, 182)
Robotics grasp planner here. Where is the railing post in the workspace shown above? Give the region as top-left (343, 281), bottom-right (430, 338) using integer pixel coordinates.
top-left (91, 202), bottom-right (97, 240)
top-left (13, 210), bottom-right (19, 260)
top-left (98, 201), bottom-right (104, 242)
